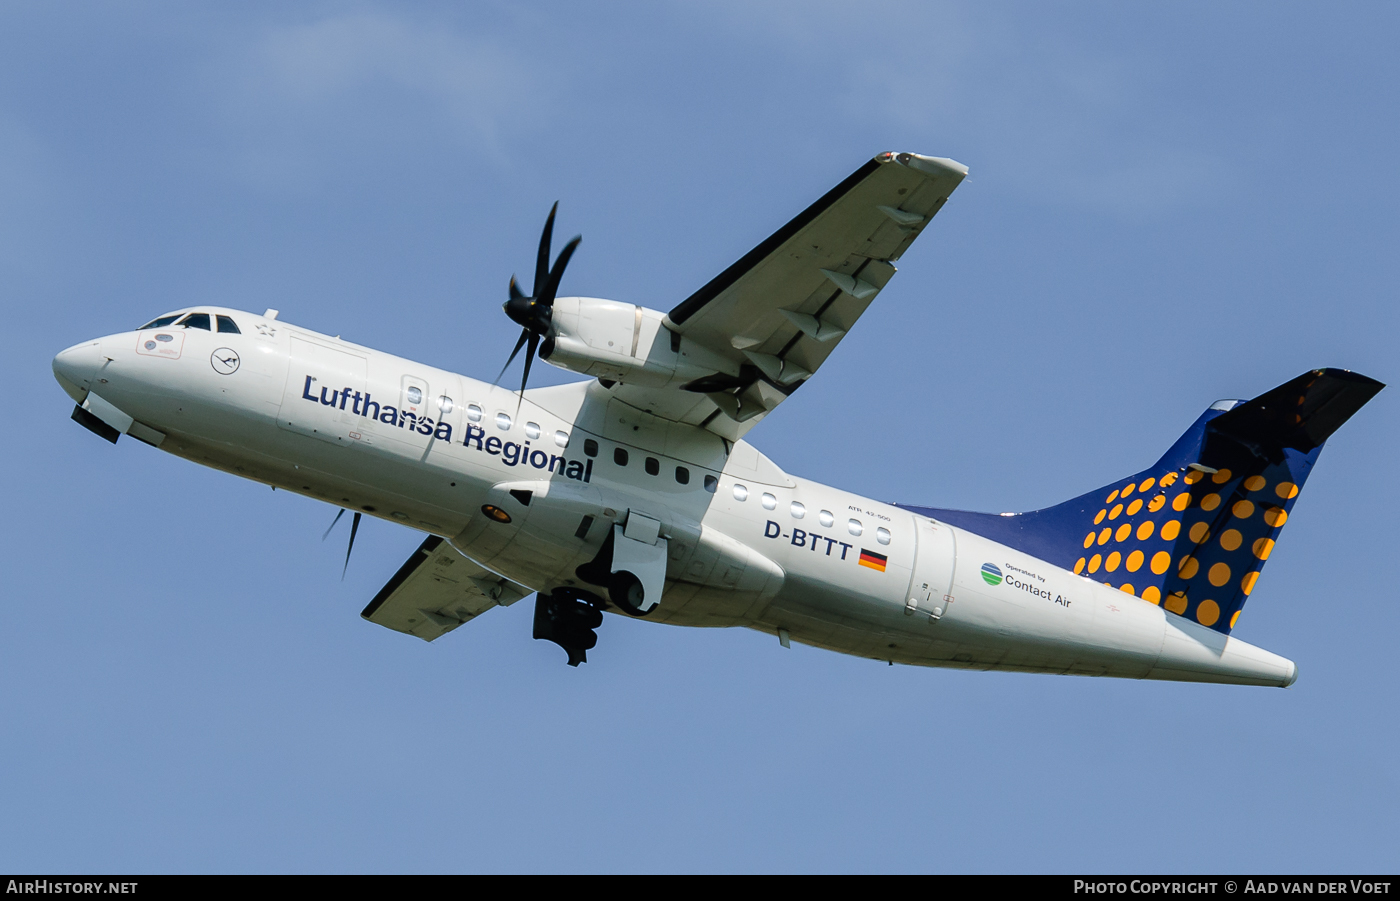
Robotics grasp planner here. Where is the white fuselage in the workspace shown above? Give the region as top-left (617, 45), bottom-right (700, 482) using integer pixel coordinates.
top-left (53, 308), bottom-right (1297, 686)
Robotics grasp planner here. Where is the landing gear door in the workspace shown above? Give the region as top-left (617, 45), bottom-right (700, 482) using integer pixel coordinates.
top-left (610, 512), bottom-right (668, 615)
top-left (905, 516), bottom-right (957, 621)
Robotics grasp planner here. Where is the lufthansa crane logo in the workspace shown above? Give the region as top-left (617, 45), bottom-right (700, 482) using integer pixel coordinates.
top-left (211, 348), bottom-right (240, 375)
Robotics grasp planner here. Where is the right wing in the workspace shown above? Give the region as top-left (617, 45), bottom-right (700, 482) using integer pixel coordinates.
top-left (361, 535), bottom-right (531, 641)
top-left (606, 151), bottom-right (967, 440)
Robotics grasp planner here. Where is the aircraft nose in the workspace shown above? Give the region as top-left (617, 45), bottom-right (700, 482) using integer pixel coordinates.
top-left (53, 340), bottom-right (103, 402)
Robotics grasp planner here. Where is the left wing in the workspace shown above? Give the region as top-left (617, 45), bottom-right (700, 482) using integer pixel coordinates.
top-left (361, 536), bottom-right (531, 641)
top-left (607, 151), bottom-right (967, 439)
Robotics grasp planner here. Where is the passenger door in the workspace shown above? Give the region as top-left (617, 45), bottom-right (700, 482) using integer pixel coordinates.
top-left (399, 374), bottom-right (430, 425)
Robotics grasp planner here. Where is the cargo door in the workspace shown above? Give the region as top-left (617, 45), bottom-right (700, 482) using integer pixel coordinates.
top-left (279, 336), bottom-right (368, 446)
top-left (905, 516), bottom-right (957, 620)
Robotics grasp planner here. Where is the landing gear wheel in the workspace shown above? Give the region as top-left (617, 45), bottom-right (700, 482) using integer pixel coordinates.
top-left (608, 571), bottom-right (652, 617)
top-left (532, 591), bottom-right (605, 666)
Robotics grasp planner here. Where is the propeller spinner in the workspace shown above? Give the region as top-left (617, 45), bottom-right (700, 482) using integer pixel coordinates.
top-left (497, 202), bottom-right (581, 399)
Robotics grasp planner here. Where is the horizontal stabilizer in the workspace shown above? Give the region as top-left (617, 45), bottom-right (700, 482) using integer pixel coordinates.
top-left (1207, 369), bottom-right (1383, 463)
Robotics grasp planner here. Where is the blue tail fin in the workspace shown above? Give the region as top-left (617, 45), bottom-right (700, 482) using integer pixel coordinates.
top-left (899, 369), bottom-right (1383, 634)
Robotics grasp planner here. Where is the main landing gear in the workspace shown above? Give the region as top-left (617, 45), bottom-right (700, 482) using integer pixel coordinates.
top-left (606, 571), bottom-right (649, 617)
top-left (536, 514), bottom-right (668, 666)
top-left (532, 590), bottom-right (604, 666)
top-left (573, 522), bottom-right (662, 618)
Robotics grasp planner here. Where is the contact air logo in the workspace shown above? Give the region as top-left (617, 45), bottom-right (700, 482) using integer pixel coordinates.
top-left (990, 561), bottom-right (1073, 608)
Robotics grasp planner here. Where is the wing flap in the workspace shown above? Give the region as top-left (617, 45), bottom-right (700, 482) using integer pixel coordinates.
top-left (361, 535), bottom-right (531, 641)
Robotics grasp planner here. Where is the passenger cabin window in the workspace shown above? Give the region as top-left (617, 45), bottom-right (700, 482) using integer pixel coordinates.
top-left (645, 457), bottom-right (659, 476)
top-left (704, 475), bottom-right (718, 493)
top-left (790, 502), bottom-right (806, 519)
top-left (178, 312), bottom-right (211, 330)
top-left (215, 315), bottom-right (241, 334)
top-left (848, 519), bottom-right (863, 536)
top-left (584, 439), bottom-right (599, 457)
top-left (496, 412), bottom-right (512, 430)
top-left (525, 422), bottom-right (541, 440)
top-left (819, 510), bottom-right (835, 527)
top-left (139, 315), bottom-right (181, 329)
top-left (761, 493), bottom-right (777, 510)
top-left (876, 527), bottom-right (891, 545)
top-left (555, 430), bottom-right (570, 448)
top-left (466, 404), bottom-right (483, 422)
top-left (733, 484), bottom-right (748, 501)
top-left (400, 377), bottom-right (429, 419)
top-left (675, 466), bottom-right (690, 485)
top-left (438, 396), bottom-right (454, 414)
top-left (614, 448), bottom-right (629, 466)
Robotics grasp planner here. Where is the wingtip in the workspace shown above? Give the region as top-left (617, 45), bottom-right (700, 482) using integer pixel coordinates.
top-left (878, 151), bottom-right (969, 178)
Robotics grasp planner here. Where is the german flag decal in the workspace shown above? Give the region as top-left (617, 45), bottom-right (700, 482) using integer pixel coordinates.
top-left (858, 549), bottom-right (888, 572)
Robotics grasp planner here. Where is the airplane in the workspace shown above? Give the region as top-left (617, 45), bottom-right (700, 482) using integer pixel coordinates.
top-left (51, 150), bottom-right (1383, 685)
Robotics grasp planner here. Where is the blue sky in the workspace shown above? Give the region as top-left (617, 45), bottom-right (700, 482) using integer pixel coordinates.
top-left (2, 2), bottom-right (1398, 873)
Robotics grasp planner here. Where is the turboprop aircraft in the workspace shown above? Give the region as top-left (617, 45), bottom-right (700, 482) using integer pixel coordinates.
top-left (52, 151), bottom-right (1382, 684)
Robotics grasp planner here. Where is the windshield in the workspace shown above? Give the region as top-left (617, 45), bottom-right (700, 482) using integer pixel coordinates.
top-left (138, 314), bottom-right (182, 329)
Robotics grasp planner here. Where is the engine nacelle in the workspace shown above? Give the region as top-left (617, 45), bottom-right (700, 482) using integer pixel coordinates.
top-left (543, 297), bottom-right (736, 388)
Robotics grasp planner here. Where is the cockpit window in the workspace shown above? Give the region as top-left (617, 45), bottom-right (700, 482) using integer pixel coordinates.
top-left (139, 315), bottom-right (181, 329)
top-left (178, 313), bottom-right (211, 331)
top-left (216, 315), bottom-right (241, 334)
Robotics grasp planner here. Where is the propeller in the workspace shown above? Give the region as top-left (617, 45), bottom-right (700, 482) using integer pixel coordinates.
top-left (322, 508), bottom-right (362, 580)
top-left (496, 202), bottom-right (580, 402)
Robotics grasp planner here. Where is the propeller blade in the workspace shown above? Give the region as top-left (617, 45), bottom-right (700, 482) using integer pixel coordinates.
top-left (540, 235), bottom-right (581, 306)
top-left (517, 330), bottom-right (539, 407)
top-left (322, 508), bottom-right (345, 541)
top-left (494, 329), bottom-right (530, 385)
top-left (500, 204), bottom-right (576, 399)
top-left (534, 202), bottom-right (558, 299)
top-left (342, 511), bottom-right (361, 580)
